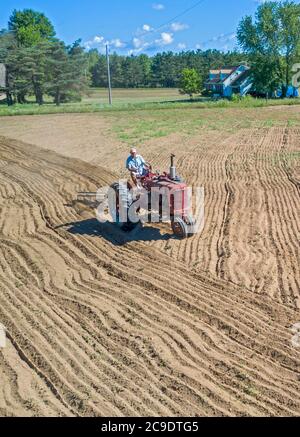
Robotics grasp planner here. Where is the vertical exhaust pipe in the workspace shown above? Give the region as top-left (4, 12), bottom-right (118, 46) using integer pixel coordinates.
top-left (170, 154), bottom-right (176, 180)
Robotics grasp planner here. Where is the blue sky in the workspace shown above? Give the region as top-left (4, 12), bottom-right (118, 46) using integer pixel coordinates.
top-left (0, 1), bottom-right (293, 54)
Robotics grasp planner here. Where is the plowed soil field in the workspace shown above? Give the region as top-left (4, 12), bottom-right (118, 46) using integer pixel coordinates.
top-left (0, 107), bottom-right (299, 416)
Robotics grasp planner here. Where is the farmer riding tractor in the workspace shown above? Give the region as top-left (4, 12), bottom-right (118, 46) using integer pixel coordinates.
top-left (77, 149), bottom-right (196, 239)
top-left (109, 149), bottom-right (196, 239)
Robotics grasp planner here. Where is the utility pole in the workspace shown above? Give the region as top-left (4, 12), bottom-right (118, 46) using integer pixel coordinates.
top-left (106, 44), bottom-right (112, 105)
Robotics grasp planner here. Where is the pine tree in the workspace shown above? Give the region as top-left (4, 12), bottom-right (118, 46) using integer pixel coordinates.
top-left (46, 41), bottom-right (88, 105)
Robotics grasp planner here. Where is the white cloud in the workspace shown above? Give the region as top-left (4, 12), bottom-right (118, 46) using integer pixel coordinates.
top-left (196, 32), bottom-right (237, 51)
top-left (160, 32), bottom-right (173, 45)
top-left (152, 3), bottom-right (165, 10)
top-left (84, 8), bottom-right (192, 55)
top-left (83, 1), bottom-right (193, 54)
top-left (142, 24), bottom-right (152, 32)
top-left (133, 37), bottom-right (143, 49)
top-left (128, 31), bottom-right (174, 55)
top-left (84, 35), bottom-right (106, 49)
top-left (128, 41), bottom-right (150, 55)
top-left (128, 19), bottom-right (187, 53)
top-left (94, 36), bottom-right (104, 44)
top-left (171, 22), bottom-right (189, 32)
top-left (110, 38), bottom-right (125, 48)
top-left (84, 35), bottom-right (125, 51)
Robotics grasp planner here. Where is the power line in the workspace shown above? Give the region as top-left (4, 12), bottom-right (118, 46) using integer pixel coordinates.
top-left (147, 0), bottom-right (207, 37)
top-left (136, 0), bottom-right (206, 40)
top-left (104, 0), bottom-right (207, 103)
top-left (96, 0), bottom-right (207, 52)
top-left (127, 0), bottom-right (207, 43)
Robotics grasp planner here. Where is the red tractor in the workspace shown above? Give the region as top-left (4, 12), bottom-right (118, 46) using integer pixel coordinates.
top-left (77, 155), bottom-right (195, 239)
top-left (108, 154), bottom-right (195, 239)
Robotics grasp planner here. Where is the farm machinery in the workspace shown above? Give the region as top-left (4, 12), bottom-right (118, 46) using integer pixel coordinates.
top-left (77, 154), bottom-right (195, 239)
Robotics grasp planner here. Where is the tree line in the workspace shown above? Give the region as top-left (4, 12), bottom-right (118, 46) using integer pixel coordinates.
top-left (1, 1), bottom-right (300, 105)
top-left (87, 49), bottom-right (247, 89)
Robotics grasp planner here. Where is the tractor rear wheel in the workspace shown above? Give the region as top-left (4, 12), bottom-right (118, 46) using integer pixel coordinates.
top-left (109, 182), bottom-right (140, 232)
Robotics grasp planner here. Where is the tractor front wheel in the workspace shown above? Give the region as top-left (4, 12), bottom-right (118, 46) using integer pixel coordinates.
top-left (171, 215), bottom-right (196, 239)
top-left (171, 218), bottom-right (188, 239)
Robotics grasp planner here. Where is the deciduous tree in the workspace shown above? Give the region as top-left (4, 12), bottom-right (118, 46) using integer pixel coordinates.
top-left (8, 9), bottom-right (55, 47)
top-left (237, 1), bottom-right (300, 97)
top-left (179, 68), bottom-right (202, 99)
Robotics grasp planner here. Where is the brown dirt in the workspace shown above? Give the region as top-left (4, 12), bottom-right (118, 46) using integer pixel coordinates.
top-left (145, 127), bottom-right (300, 308)
top-left (4, 113), bottom-right (297, 306)
top-left (0, 128), bottom-right (299, 416)
top-left (0, 114), bottom-right (114, 165)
